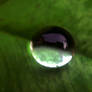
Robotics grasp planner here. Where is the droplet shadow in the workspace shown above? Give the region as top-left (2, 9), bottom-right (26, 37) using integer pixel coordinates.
top-left (0, 24), bottom-right (39, 40)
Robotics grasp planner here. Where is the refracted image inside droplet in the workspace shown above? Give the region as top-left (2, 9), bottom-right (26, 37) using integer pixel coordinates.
top-left (30, 26), bottom-right (75, 68)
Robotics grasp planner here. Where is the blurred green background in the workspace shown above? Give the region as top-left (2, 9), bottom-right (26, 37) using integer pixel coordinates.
top-left (0, 0), bottom-right (92, 92)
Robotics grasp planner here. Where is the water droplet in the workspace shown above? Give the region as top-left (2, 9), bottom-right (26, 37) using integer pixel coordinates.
top-left (30, 26), bottom-right (75, 68)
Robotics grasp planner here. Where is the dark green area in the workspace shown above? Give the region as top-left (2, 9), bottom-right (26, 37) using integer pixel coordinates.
top-left (0, 0), bottom-right (92, 92)
top-left (0, 0), bottom-right (8, 5)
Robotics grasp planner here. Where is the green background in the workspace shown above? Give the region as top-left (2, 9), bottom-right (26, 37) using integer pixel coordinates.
top-left (0, 0), bottom-right (92, 92)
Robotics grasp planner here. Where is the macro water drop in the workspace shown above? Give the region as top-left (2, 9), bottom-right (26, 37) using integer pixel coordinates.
top-left (30, 26), bottom-right (75, 68)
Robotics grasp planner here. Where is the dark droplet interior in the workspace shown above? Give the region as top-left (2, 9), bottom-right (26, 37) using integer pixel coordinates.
top-left (32, 26), bottom-right (75, 53)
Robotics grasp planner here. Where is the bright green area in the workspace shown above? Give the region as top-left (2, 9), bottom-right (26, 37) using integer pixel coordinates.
top-left (31, 46), bottom-right (72, 68)
top-left (0, 0), bottom-right (92, 92)
top-left (33, 47), bottom-right (63, 63)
